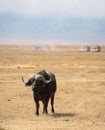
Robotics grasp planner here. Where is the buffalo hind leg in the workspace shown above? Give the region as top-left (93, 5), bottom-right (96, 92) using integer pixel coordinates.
top-left (51, 94), bottom-right (55, 113)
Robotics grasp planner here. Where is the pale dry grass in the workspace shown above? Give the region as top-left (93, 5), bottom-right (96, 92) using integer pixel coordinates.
top-left (0, 45), bottom-right (105, 130)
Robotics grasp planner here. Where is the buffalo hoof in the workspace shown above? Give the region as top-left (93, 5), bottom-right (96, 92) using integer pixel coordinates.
top-left (35, 112), bottom-right (39, 117)
top-left (42, 111), bottom-right (48, 115)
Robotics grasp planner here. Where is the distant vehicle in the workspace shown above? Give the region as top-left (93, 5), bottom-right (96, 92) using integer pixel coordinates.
top-left (90, 46), bottom-right (101, 52)
top-left (79, 46), bottom-right (90, 52)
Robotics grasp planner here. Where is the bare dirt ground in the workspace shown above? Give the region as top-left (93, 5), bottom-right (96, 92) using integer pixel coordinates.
top-left (0, 45), bottom-right (105, 130)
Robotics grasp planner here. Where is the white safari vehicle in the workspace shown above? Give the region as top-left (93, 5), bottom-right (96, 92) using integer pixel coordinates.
top-left (90, 46), bottom-right (101, 52)
top-left (79, 46), bottom-right (90, 52)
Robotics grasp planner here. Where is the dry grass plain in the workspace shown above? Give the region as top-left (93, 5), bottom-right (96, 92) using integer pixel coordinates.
top-left (0, 45), bottom-right (105, 130)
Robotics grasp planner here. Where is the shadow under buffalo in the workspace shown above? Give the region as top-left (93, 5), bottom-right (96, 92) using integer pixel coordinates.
top-left (52, 112), bottom-right (75, 118)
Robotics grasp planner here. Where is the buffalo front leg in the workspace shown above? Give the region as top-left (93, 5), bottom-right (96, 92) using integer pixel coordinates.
top-left (35, 99), bottom-right (40, 116)
top-left (33, 93), bottom-right (40, 116)
top-left (42, 98), bottom-right (49, 114)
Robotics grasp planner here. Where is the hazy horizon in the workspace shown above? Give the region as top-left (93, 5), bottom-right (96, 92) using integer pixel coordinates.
top-left (0, 38), bottom-right (104, 46)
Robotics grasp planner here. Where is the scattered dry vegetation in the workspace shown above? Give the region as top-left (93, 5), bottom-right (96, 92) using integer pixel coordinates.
top-left (0, 45), bottom-right (105, 130)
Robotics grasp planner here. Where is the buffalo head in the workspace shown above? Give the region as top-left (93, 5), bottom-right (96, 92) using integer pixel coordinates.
top-left (22, 74), bottom-right (51, 90)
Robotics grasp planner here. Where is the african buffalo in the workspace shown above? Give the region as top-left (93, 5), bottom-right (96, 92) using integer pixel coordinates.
top-left (22, 70), bottom-right (57, 116)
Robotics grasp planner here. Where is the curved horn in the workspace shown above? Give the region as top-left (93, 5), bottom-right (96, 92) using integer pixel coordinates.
top-left (22, 77), bottom-right (31, 86)
top-left (22, 74), bottom-right (36, 86)
top-left (35, 74), bottom-right (51, 84)
top-left (22, 77), bottom-right (27, 83)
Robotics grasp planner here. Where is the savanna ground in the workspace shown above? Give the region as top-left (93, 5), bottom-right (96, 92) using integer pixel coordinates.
top-left (0, 45), bottom-right (105, 130)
